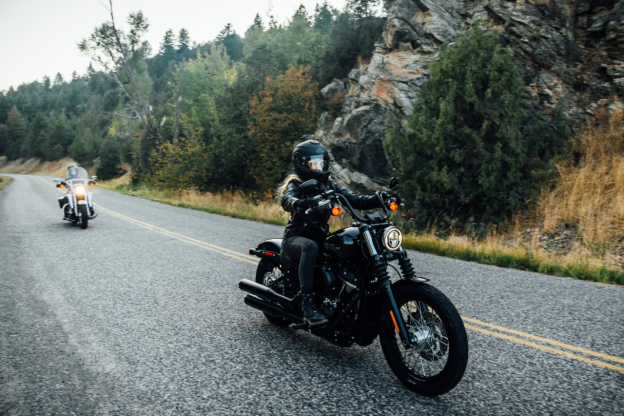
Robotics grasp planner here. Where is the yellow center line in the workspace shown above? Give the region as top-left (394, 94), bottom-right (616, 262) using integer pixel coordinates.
top-left (40, 177), bottom-right (258, 265)
top-left (462, 316), bottom-right (624, 365)
top-left (37, 177), bottom-right (624, 374)
top-left (465, 324), bottom-right (624, 374)
top-left (99, 206), bottom-right (259, 265)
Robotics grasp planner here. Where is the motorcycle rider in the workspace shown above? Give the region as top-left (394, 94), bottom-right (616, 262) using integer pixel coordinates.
top-left (280, 140), bottom-right (396, 327)
top-left (59, 164), bottom-right (82, 217)
top-left (66, 164), bottom-right (81, 180)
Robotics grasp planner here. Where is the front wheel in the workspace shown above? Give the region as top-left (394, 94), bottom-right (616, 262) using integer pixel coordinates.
top-left (255, 258), bottom-right (290, 327)
top-left (379, 282), bottom-right (468, 397)
top-left (79, 205), bottom-right (89, 229)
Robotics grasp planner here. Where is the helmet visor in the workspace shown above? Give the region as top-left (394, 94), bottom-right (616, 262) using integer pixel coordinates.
top-left (307, 155), bottom-right (327, 172)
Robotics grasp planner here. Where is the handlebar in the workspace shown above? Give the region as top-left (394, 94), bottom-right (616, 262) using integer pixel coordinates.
top-left (302, 190), bottom-right (393, 224)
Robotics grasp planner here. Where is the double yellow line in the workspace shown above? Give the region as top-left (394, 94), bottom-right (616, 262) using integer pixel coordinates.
top-left (40, 178), bottom-right (624, 374)
top-left (464, 317), bottom-right (624, 373)
top-left (99, 206), bottom-right (259, 265)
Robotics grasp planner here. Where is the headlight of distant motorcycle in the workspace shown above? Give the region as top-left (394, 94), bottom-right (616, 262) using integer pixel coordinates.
top-left (382, 226), bottom-right (402, 251)
top-left (75, 186), bottom-right (86, 195)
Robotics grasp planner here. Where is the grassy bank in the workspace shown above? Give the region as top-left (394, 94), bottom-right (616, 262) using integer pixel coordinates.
top-left (0, 176), bottom-right (12, 192)
top-left (98, 174), bottom-right (623, 285)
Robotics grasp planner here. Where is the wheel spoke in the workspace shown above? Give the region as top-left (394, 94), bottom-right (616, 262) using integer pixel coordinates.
top-left (393, 297), bottom-right (451, 379)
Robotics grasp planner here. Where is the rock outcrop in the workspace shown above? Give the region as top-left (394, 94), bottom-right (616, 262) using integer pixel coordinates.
top-left (312, 0), bottom-right (624, 193)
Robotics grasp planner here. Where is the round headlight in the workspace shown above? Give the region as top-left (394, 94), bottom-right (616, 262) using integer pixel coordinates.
top-left (382, 227), bottom-right (403, 251)
top-left (75, 186), bottom-right (85, 195)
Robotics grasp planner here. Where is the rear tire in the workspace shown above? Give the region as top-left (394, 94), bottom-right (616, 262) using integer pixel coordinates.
top-left (379, 282), bottom-right (468, 397)
top-left (79, 205), bottom-right (89, 229)
top-left (255, 258), bottom-right (290, 327)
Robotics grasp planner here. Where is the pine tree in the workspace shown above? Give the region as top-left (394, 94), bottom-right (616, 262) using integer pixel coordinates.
top-left (252, 14), bottom-right (264, 30)
top-left (27, 112), bottom-right (49, 158)
top-left (385, 26), bottom-right (565, 225)
top-left (161, 29), bottom-right (177, 63)
top-left (97, 137), bottom-right (124, 179)
top-left (178, 28), bottom-right (190, 53)
top-left (314, 2), bottom-right (335, 30)
top-left (68, 129), bottom-right (96, 166)
top-left (54, 73), bottom-right (64, 86)
top-left (5, 106), bottom-right (27, 160)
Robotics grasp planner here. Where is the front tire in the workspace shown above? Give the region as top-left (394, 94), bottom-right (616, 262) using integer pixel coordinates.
top-left (79, 205), bottom-right (89, 229)
top-left (379, 282), bottom-right (468, 397)
top-left (255, 258), bottom-right (290, 327)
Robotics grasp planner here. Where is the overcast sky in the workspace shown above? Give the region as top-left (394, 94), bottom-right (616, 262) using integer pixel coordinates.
top-left (0, 0), bottom-right (349, 93)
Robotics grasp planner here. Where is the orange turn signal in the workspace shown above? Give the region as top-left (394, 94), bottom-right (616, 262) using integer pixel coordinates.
top-left (389, 201), bottom-right (398, 211)
top-left (331, 206), bottom-right (341, 216)
top-left (59, 184), bottom-right (65, 188)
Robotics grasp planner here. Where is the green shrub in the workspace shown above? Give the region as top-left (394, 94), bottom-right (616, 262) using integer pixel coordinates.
top-left (385, 25), bottom-right (565, 227)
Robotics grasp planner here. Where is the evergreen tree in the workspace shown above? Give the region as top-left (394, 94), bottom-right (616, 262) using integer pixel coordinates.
top-left (5, 106), bottom-right (27, 160)
top-left (0, 124), bottom-right (7, 155)
top-left (97, 137), bottom-right (124, 179)
top-left (252, 14), bottom-right (264, 30)
top-left (26, 112), bottom-right (49, 158)
top-left (314, 2), bottom-right (336, 30)
top-left (385, 26), bottom-right (565, 225)
top-left (217, 24), bottom-right (243, 61)
top-left (346, 0), bottom-right (380, 18)
top-left (68, 129), bottom-right (96, 166)
top-left (49, 112), bottom-right (74, 154)
top-left (54, 73), bottom-right (64, 86)
top-left (161, 29), bottom-right (177, 62)
top-left (51, 143), bottom-right (63, 161)
top-left (178, 28), bottom-right (190, 53)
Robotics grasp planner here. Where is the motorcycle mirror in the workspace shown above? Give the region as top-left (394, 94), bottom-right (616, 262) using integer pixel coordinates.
top-left (298, 179), bottom-right (319, 195)
top-left (389, 177), bottom-right (399, 191)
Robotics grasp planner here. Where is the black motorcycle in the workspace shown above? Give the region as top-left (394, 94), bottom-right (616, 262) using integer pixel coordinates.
top-left (239, 178), bottom-right (468, 396)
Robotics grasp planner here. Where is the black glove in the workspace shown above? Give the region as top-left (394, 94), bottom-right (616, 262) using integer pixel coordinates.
top-left (294, 198), bottom-right (319, 210)
top-left (382, 192), bottom-right (402, 206)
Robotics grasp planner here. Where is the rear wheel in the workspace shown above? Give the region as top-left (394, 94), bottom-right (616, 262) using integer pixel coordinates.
top-left (255, 258), bottom-right (290, 327)
top-left (379, 282), bottom-right (468, 397)
top-left (79, 205), bottom-right (89, 229)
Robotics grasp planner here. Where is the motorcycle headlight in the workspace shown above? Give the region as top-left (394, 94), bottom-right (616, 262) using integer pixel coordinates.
top-left (382, 227), bottom-right (403, 251)
top-left (75, 186), bottom-right (86, 195)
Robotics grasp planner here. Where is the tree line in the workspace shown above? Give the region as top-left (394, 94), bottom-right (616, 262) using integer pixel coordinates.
top-left (0, 0), bottom-right (384, 192)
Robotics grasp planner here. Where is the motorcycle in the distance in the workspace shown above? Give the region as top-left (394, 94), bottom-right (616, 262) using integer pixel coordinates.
top-left (54, 166), bottom-right (98, 229)
top-left (239, 178), bottom-right (469, 397)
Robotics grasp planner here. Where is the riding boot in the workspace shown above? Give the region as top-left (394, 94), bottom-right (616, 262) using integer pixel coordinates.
top-left (302, 294), bottom-right (328, 327)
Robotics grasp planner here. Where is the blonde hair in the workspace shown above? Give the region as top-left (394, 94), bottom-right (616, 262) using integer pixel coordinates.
top-left (279, 174), bottom-right (303, 195)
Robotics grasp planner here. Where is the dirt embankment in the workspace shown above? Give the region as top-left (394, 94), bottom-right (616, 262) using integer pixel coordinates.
top-left (0, 156), bottom-right (97, 177)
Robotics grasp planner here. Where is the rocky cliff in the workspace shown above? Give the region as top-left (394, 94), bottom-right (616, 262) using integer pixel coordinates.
top-left (312, 0), bottom-right (624, 193)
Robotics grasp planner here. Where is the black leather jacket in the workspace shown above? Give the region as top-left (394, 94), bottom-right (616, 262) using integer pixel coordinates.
top-left (281, 179), bottom-right (382, 241)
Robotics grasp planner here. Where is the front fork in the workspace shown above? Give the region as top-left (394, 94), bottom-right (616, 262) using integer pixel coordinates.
top-left (363, 226), bottom-right (413, 348)
top-left (379, 274), bottom-right (412, 348)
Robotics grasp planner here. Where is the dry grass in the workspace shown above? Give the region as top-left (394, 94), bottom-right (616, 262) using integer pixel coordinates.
top-left (538, 108), bottom-right (624, 246)
top-left (99, 173), bottom-right (290, 226)
top-left (0, 175), bottom-right (12, 192)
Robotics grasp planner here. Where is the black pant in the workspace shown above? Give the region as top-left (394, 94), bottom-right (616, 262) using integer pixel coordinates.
top-left (281, 236), bottom-right (318, 295)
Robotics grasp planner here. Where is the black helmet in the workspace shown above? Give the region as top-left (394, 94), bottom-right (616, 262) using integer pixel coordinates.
top-left (67, 164), bottom-right (79, 178)
top-left (293, 140), bottom-right (330, 182)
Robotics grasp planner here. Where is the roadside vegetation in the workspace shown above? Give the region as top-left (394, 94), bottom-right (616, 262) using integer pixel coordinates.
top-left (0, 175), bottom-right (12, 192)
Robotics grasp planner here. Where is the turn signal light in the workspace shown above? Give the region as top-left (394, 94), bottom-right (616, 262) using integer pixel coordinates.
top-left (332, 206), bottom-right (341, 216)
top-left (59, 184), bottom-right (65, 188)
top-left (389, 202), bottom-right (398, 211)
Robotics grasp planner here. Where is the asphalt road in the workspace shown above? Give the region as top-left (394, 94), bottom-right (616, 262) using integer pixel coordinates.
top-left (1, 173), bottom-right (623, 415)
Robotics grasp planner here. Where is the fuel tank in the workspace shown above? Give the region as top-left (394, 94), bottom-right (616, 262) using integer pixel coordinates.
top-left (323, 226), bottom-right (361, 260)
